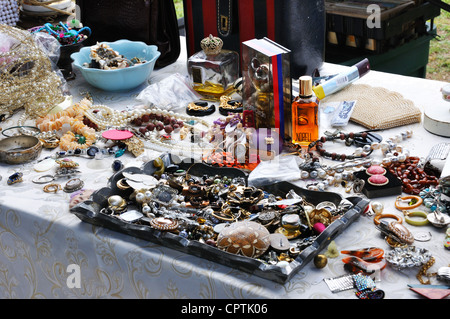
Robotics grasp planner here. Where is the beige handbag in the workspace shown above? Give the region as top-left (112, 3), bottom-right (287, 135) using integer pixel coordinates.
top-left (321, 84), bottom-right (422, 130)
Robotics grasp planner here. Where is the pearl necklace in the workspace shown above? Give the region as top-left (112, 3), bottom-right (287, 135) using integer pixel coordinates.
top-left (83, 105), bottom-right (211, 131)
top-left (82, 104), bottom-right (214, 159)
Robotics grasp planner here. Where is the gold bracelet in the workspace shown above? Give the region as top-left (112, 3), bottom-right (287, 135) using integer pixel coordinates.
top-left (43, 183), bottom-right (61, 193)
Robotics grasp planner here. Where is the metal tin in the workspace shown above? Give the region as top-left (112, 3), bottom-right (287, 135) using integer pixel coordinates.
top-left (0, 135), bottom-right (42, 164)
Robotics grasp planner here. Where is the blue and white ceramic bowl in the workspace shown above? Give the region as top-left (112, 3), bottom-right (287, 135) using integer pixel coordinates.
top-left (71, 39), bottom-right (160, 91)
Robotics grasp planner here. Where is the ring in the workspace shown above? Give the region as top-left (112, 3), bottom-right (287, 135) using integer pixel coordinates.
top-left (32, 174), bottom-right (56, 184)
top-left (404, 210), bottom-right (429, 226)
top-left (373, 213), bottom-right (403, 225)
top-left (43, 183), bottom-right (61, 193)
top-left (116, 178), bottom-right (130, 190)
top-left (395, 195), bottom-right (423, 210)
top-left (353, 178), bottom-right (365, 193)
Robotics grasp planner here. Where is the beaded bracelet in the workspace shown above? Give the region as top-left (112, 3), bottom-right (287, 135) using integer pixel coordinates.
top-left (308, 131), bottom-right (375, 161)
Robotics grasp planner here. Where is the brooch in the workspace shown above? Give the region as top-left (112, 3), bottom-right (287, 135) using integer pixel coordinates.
top-left (63, 178), bottom-right (84, 193)
top-left (7, 172), bottom-right (23, 185)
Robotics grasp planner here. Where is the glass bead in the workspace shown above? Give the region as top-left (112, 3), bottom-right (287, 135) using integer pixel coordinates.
top-left (115, 149), bottom-right (125, 157)
top-left (424, 198), bottom-right (433, 208)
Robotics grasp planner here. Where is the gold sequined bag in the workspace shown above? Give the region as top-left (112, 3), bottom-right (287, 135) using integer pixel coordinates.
top-left (321, 84), bottom-right (422, 130)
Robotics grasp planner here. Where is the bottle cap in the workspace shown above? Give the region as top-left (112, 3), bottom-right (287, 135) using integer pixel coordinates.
top-left (200, 34), bottom-right (223, 55)
top-left (355, 58), bottom-right (370, 78)
top-left (299, 75), bottom-right (313, 97)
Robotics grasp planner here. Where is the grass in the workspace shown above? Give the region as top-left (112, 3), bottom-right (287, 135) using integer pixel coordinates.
top-left (427, 1), bottom-right (450, 81)
top-left (173, 0), bottom-right (449, 81)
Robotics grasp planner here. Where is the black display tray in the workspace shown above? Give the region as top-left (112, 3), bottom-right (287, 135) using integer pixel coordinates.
top-left (353, 169), bottom-right (402, 199)
top-left (70, 156), bottom-right (369, 283)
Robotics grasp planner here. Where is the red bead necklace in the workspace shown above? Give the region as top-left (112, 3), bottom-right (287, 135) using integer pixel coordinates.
top-left (383, 156), bottom-right (439, 194)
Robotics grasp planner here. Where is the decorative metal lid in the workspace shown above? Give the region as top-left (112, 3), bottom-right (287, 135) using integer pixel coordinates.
top-left (200, 34), bottom-right (223, 55)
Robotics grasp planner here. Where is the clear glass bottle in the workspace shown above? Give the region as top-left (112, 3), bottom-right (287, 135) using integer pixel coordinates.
top-left (291, 76), bottom-right (319, 146)
top-left (187, 35), bottom-right (239, 101)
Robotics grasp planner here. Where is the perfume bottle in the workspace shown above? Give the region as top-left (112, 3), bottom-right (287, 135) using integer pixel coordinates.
top-left (291, 76), bottom-right (319, 146)
top-left (187, 35), bottom-right (239, 101)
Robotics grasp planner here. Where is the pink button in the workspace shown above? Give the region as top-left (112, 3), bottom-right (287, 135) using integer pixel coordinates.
top-left (368, 174), bottom-right (389, 186)
top-left (102, 129), bottom-right (134, 140)
top-left (366, 165), bottom-right (386, 175)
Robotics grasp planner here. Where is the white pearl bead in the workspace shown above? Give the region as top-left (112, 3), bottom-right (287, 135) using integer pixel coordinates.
top-left (398, 154), bottom-right (407, 162)
top-left (142, 204), bottom-right (151, 215)
top-left (403, 149), bottom-right (410, 157)
top-left (371, 201), bottom-right (384, 215)
top-left (326, 176), bottom-right (335, 185)
top-left (300, 171), bottom-right (309, 179)
top-left (363, 145), bottom-right (371, 153)
top-left (317, 169), bottom-right (327, 179)
top-left (354, 147), bottom-right (363, 156)
top-left (372, 159), bottom-right (382, 165)
top-left (371, 142), bottom-right (381, 150)
top-left (380, 142), bottom-right (389, 152)
top-left (135, 192), bottom-right (145, 203)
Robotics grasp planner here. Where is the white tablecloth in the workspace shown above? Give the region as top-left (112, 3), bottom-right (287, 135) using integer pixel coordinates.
top-left (0, 38), bottom-right (449, 299)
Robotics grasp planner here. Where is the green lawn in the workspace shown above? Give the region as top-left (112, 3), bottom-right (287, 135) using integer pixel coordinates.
top-left (427, 0), bottom-right (450, 81)
top-left (174, 0), bottom-right (449, 81)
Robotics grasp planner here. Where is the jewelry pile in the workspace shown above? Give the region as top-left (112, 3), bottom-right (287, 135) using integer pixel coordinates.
top-left (77, 157), bottom-right (359, 269)
top-left (0, 25), bottom-right (65, 119)
top-left (84, 42), bottom-right (147, 70)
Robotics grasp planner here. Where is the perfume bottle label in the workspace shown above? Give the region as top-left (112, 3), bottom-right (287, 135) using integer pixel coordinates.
top-left (192, 66), bottom-right (203, 84)
top-left (296, 132), bottom-right (311, 142)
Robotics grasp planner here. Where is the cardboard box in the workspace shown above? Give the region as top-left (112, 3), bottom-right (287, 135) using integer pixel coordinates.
top-left (242, 38), bottom-right (292, 140)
